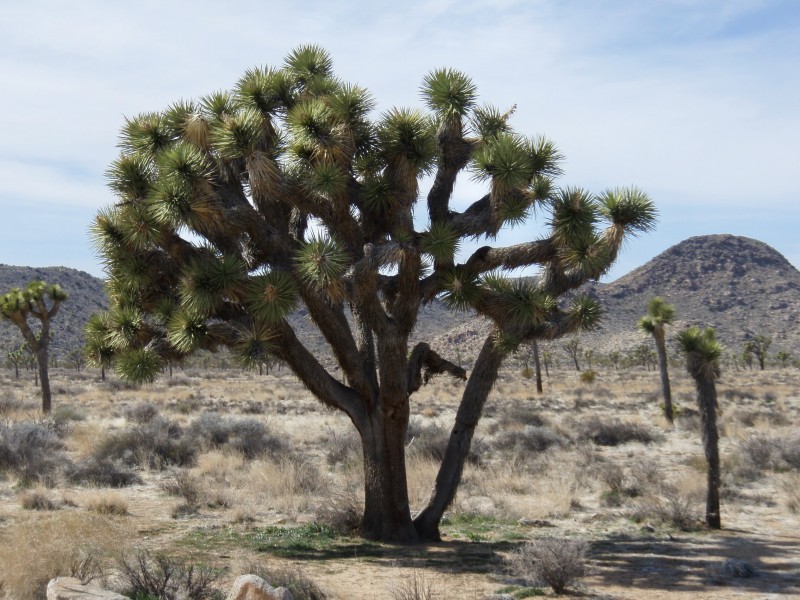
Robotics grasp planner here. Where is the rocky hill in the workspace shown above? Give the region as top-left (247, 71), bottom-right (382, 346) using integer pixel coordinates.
top-left (582, 234), bottom-right (800, 356)
top-left (0, 265), bottom-right (107, 360)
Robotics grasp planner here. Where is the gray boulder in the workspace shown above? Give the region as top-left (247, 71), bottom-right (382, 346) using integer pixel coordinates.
top-left (46, 577), bottom-right (130, 600)
top-left (227, 574), bottom-right (294, 600)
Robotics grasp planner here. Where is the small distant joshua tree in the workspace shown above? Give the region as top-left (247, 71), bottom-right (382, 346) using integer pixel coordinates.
top-left (0, 281), bottom-right (68, 413)
top-left (6, 345), bottom-right (26, 379)
top-left (638, 296), bottom-right (676, 424)
top-left (677, 326), bottom-right (723, 529)
top-left (564, 337), bottom-right (582, 371)
top-left (743, 334), bottom-right (771, 371)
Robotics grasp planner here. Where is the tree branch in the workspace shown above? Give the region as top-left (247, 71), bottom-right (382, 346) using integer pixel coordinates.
top-left (406, 342), bottom-right (467, 394)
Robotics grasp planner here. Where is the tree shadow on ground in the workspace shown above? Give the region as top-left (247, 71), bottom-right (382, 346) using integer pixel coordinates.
top-left (589, 529), bottom-right (800, 596)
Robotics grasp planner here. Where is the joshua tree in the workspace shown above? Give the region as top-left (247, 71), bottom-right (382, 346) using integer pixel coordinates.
top-left (6, 345), bottom-right (26, 379)
top-left (744, 335), bottom-right (771, 370)
top-left (638, 297), bottom-right (676, 424)
top-left (775, 350), bottom-right (792, 368)
top-left (85, 313), bottom-right (116, 381)
top-left (563, 338), bottom-right (582, 371)
top-left (676, 326), bottom-right (723, 529)
top-left (90, 45), bottom-right (655, 541)
top-left (0, 281), bottom-right (68, 413)
top-left (608, 350), bottom-right (621, 370)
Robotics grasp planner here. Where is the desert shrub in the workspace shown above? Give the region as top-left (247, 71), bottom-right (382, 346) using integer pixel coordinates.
top-left (706, 559), bottom-right (757, 584)
top-left (93, 418), bottom-right (195, 469)
top-left (497, 404), bottom-right (548, 428)
top-left (0, 419), bottom-right (67, 484)
top-left (52, 404), bottom-right (86, 424)
top-left (506, 537), bottom-right (589, 594)
top-left (631, 490), bottom-right (699, 531)
top-left (389, 572), bottom-right (439, 600)
top-left (578, 417), bottom-right (661, 446)
top-left (85, 491), bottom-right (129, 515)
top-left (20, 488), bottom-right (59, 510)
top-left (783, 474), bottom-right (800, 513)
top-left (124, 401), bottom-right (160, 424)
top-left (406, 420), bottom-right (486, 464)
top-left (188, 413), bottom-right (288, 459)
top-left (494, 425), bottom-right (569, 456)
top-left (598, 459), bottom-right (662, 506)
top-left (323, 429), bottom-right (361, 467)
top-left (0, 391), bottom-right (25, 414)
top-left (734, 434), bottom-right (800, 480)
top-left (236, 562), bottom-right (328, 600)
top-left (65, 457), bottom-right (142, 487)
top-left (580, 370), bottom-right (597, 384)
top-left (117, 550), bottom-right (223, 600)
top-left (315, 487), bottom-right (362, 535)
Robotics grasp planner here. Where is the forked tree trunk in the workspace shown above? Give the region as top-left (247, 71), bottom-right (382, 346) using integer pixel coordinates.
top-left (414, 337), bottom-right (505, 540)
top-left (696, 377), bottom-right (721, 528)
top-left (654, 329), bottom-right (674, 424)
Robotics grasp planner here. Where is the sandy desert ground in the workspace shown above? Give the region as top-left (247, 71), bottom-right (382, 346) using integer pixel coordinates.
top-left (0, 363), bottom-right (798, 599)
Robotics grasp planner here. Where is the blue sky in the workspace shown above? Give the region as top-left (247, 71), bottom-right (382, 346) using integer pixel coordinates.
top-left (1, 0), bottom-right (798, 281)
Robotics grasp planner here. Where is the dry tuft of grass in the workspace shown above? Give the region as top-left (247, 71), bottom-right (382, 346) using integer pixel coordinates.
top-left (85, 491), bottom-right (130, 515)
top-left (0, 512), bottom-right (133, 600)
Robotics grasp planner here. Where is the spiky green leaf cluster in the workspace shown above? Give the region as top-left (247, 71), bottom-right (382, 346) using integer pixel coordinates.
top-left (421, 68), bottom-right (477, 121)
top-left (569, 295), bottom-right (603, 331)
top-left (676, 326), bottom-right (723, 380)
top-left (116, 347), bottom-right (161, 384)
top-left (549, 188), bottom-right (599, 246)
top-left (180, 254), bottom-right (246, 315)
top-left (246, 270), bottom-right (298, 324)
top-left (497, 282), bottom-right (556, 327)
top-left (599, 187), bottom-right (658, 235)
top-left (440, 267), bottom-right (481, 311)
top-left (233, 321), bottom-right (276, 370)
top-left (377, 109), bottom-right (438, 176)
top-left (420, 222), bottom-right (460, 263)
top-left (295, 234), bottom-right (350, 298)
top-left (167, 309), bottom-right (209, 353)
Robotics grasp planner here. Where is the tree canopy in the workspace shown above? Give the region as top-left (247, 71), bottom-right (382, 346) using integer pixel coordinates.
top-left (90, 45), bottom-right (656, 541)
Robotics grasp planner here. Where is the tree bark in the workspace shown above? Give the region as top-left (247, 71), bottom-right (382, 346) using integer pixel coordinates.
top-left (654, 329), bottom-right (674, 424)
top-left (414, 336), bottom-right (505, 540)
top-left (37, 347), bottom-right (52, 414)
top-left (360, 409), bottom-right (418, 542)
top-left (532, 340), bottom-right (543, 394)
top-left (697, 377), bottom-right (721, 528)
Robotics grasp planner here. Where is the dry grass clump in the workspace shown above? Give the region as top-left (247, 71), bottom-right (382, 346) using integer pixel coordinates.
top-left (19, 487), bottom-right (60, 511)
top-left (315, 486), bottom-right (363, 535)
top-left (506, 537), bottom-right (589, 594)
top-left (630, 488), bottom-right (700, 531)
top-left (321, 428), bottom-right (361, 468)
top-left (0, 512), bottom-right (132, 600)
top-left (494, 425), bottom-right (569, 456)
top-left (597, 459), bottom-right (663, 506)
top-left (577, 416), bottom-right (662, 446)
top-left (85, 491), bottom-right (130, 515)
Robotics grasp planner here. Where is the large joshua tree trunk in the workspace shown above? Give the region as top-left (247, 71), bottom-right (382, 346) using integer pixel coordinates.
top-left (414, 337), bottom-right (505, 540)
top-left (654, 328), bottom-right (674, 424)
top-left (360, 403), bottom-right (417, 541)
top-left (37, 347), bottom-right (52, 413)
top-left (696, 377), bottom-right (721, 528)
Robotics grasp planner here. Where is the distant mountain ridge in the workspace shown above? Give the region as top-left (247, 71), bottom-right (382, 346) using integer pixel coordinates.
top-left (3, 234), bottom-right (800, 367)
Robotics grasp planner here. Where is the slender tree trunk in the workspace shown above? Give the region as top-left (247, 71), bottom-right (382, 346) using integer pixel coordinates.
top-left (532, 340), bottom-right (543, 394)
top-left (37, 347), bottom-right (52, 413)
top-left (414, 337), bottom-right (505, 540)
top-left (697, 377), bottom-right (721, 528)
top-left (654, 329), bottom-right (674, 424)
top-left (101, 365), bottom-right (106, 382)
top-left (14, 364), bottom-right (19, 379)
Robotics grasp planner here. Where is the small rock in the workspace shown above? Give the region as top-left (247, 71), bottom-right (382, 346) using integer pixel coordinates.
top-left (227, 574), bottom-right (294, 600)
top-left (47, 577), bottom-right (130, 600)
